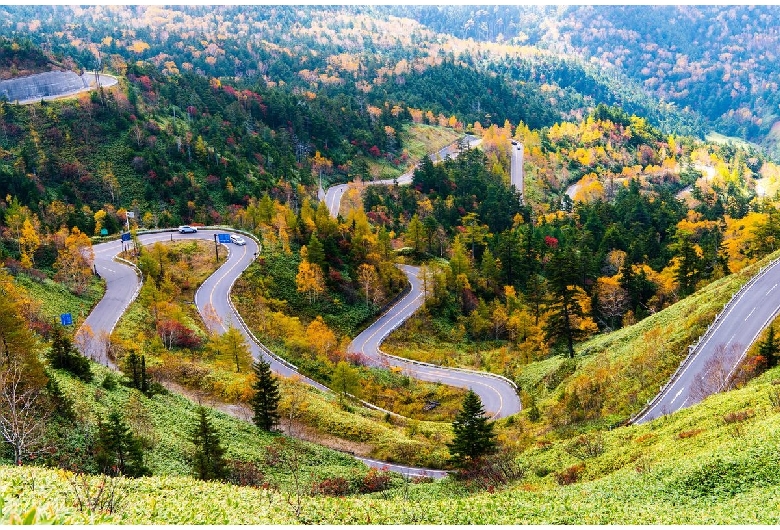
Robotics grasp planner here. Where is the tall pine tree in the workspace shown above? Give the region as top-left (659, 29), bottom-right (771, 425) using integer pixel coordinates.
top-left (448, 389), bottom-right (496, 466)
top-left (250, 358), bottom-right (280, 431)
top-left (759, 325), bottom-right (780, 369)
top-left (48, 325), bottom-right (93, 382)
top-left (94, 410), bottom-right (149, 477)
top-left (545, 248), bottom-right (583, 358)
top-left (191, 406), bottom-right (228, 481)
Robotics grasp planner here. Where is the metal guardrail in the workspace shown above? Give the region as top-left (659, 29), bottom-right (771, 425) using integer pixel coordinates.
top-left (630, 253), bottom-right (780, 424)
top-left (380, 349), bottom-right (519, 392)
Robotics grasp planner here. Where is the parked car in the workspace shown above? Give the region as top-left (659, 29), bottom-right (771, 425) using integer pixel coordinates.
top-left (230, 234), bottom-right (246, 246)
top-left (178, 225), bottom-right (197, 233)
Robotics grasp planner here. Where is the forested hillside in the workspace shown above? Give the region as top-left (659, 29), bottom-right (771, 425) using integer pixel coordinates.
top-left (2, 5), bottom-right (780, 525)
top-left (391, 5), bottom-right (780, 153)
top-left (0, 6), bottom-right (704, 137)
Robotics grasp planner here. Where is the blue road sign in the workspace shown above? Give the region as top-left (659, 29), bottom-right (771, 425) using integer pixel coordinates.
top-left (121, 232), bottom-right (131, 242)
top-left (217, 233), bottom-right (232, 243)
top-left (60, 313), bottom-right (73, 326)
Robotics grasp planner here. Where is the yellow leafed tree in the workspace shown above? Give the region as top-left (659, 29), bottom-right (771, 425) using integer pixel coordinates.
top-left (305, 316), bottom-right (337, 360)
top-left (18, 218), bottom-right (40, 268)
top-left (54, 227), bottom-right (94, 294)
top-left (296, 259), bottom-right (325, 304)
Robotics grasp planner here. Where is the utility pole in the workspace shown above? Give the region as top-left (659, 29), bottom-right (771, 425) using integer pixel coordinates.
top-left (214, 233), bottom-right (219, 262)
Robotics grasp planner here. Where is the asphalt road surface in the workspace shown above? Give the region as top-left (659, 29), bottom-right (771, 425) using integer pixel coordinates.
top-left (349, 265), bottom-right (522, 419)
top-left (634, 258), bottom-right (780, 423)
top-left (324, 135), bottom-right (520, 418)
top-left (87, 230), bottom-right (326, 390)
top-left (85, 229), bottom-right (444, 475)
top-left (324, 136), bottom-right (482, 218)
top-left (510, 141), bottom-right (524, 200)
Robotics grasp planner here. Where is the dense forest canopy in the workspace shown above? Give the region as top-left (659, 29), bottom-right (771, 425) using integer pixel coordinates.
top-left (389, 5), bottom-right (780, 153)
top-left (3, 7), bottom-right (780, 520)
top-left (0, 5), bottom-right (706, 139)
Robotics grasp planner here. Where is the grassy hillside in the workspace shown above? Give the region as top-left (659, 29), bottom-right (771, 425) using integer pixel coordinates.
top-left (4, 215), bottom-right (780, 524)
top-left (29, 364), bottom-right (368, 484)
top-left (4, 367), bottom-right (780, 524)
top-left (388, 248), bottom-right (780, 442)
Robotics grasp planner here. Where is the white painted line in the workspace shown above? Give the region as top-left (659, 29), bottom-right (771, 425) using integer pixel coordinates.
top-left (766, 284), bottom-right (777, 296)
top-left (669, 387), bottom-right (684, 405)
top-left (745, 307), bottom-right (756, 321)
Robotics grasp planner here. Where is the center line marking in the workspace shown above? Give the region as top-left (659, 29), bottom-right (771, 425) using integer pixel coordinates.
top-left (745, 307), bottom-right (756, 321)
top-left (669, 387), bottom-right (685, 405)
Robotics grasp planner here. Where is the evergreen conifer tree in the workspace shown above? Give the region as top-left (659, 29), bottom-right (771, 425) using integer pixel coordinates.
top-left (545, 248), bottom-right (583, 358)
top-left (94, 410), bottom-right (149, 477)
top-left (759, 325), bottom-right (780, 369)
top-left (250, 358), bottom-right (280, 431)
top-left (448, 389), bottom-right (496, 466)
top-left (47, 325), bottom-right (92, 382)
top-left (306, 232), bottom-right (326, 270)
top-left (191, 406), bottom-right (228, 481)
top-left (140, 354), bottom-right (149, 394)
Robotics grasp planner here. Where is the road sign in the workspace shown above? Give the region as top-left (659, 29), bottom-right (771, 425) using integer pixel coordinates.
top-left (60, 313), bottom-right (73, 326)
top-left (217, 233), bottom-right (232, 243)
top-left (100, 228), bottom-right (108, 236)
top-left (126, 211), bottom-right (135, 218)
top-left (121, 232), bottom-right (131, 242)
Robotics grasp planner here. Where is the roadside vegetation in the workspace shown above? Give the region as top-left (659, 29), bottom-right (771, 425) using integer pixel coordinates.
top-left (4, 365), bottom-right (780, 523)
top-left (3, 12), bottom-right (780, 523)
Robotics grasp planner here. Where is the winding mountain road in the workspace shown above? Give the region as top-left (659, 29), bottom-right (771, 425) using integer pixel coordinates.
top-left (634, 256), bottom-right (780, 424)
top-left (349, 264), bottom-right (521, 419)
top-left (81, 136), bottom-right (517, 477)
top-left (324, 136), bottom-right (482, 218)
top-left (323, 135), bottom-right (521, 418)
top-left (87, 230), bottom-right (326, 390)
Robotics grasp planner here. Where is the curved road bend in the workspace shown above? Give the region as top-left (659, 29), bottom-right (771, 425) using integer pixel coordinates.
top-left (634, 259), bottom-right (780, 424)
top-left (324, 136), bottom-right (483, 218)
top-left (87, 230), bottom-right (326, 391)
top-left (349, 265), bottom-right (522, 419)
top-left (86, 229), bottom-right (445, 475)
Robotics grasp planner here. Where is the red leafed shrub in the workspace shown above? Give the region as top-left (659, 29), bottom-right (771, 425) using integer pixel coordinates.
top-left (138, 75), bottom-right (153, 91)
top-left (312, 476), bottom-right (351, 496)
top-left (368, 145), bottom-right (381, 157)
top-left (346, 351), bottom-right (370, 367)
top-left (544, 235), bottom-right (559, 249)
top-left (555, 462), bottom-right (585, 485)
top-left (157, 319), bottom-right (203, 349)
top-left (222, 84), bottom-right (237, 98)
top-left (360, 468), bottom-right (392, 493)
top-left (723, 409), bottom-right (754, 424)
top-left (227, 460), bottom-right (268, 488)
top-left (454, 454), bottom-right (526, 491)
top-left (678, 428), bottom-right (704, 439)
